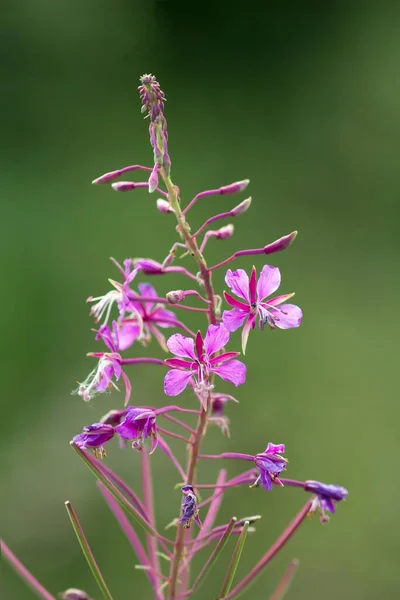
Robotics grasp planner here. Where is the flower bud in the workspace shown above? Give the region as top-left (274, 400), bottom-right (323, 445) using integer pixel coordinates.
top-left (166, 290), bottom-right (185, 304)
top-left (231, 196), bottom-right (252, 216)
top-left (220, 179), bottom-right (250, 195)
top-left (156, 199), bottom-right (173, 214)
top-left (112, 181), bottom-right (138, 192)
top-left (264, 231), bottom-right (297, 254)
top-left (215, 224), bottom-right (234, 239)
top-left (59, 589), bottom-right (93, 600)
top-left (134, 258), bottom-right (163, 274)
top-left (148, 164), bottom-right (159, 193)
top-left (92, 170), bottom-right (121, 185)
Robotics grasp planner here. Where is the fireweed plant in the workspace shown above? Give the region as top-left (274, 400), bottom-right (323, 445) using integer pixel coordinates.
top-left (3, 75), bottom-right (348, 600)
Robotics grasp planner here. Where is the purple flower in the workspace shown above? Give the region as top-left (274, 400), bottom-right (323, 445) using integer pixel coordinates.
top-left (122, 282), bottom-right (180, 351)
top-left (72, 423), bottom-right (114, 459)
top-left (222, 265), bottom-right (302, 353)
top-left (115, 406), bottom-right (158, 454)
top-left (179, 484), bottom-right (201, 529)
top-left (305, 480), bottom-right (349, 523)
top-left (253, 443), bottom-right (288, 491)
top-left (164, 324), bottom-right (246, 405)
top-left (74, 350), bottom-right (131, 404)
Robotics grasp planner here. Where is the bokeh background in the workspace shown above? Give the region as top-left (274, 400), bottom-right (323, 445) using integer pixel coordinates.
top-left (3, 1), bottom-right (400, 599)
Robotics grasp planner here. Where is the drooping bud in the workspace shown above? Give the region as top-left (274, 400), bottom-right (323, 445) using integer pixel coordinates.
top-left (231, 196), bottom-right (252, 216)
top-left (215, 224), bottom-right (234, 239)
top-left (166, 290), bottom-right (186, 304)
top-left (72, 423), bottom-right (115, 459)
top-left (305, 480), bottom-right (348, 523)
top-left (156, 199), bottom-right (173, 214)
top-left (220, 179), bottom-right (250, 195)
top-left (59, 589), bottom-right (93, 600)
top-left (148, 164), bottom-right (159, 193)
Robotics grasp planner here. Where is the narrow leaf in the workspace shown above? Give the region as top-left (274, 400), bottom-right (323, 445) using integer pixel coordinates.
top-left (70, 442), bottom-right (157, 537)
top-left (191, 517), bottom-right (237, 593)
top-left (65, 501), bottom-right (113, 600)
top-left (219, 520), bottom-right (250, 597)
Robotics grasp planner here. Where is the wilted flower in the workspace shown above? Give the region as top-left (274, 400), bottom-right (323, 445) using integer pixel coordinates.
top-left (72, 423), bottom-right (114, 459)
top-left (179, 484), bottom-right (201, 528)
top-left (305, 480), bottom-right (349, 523)
top-left (74, 351), bottom-right (130, 404)
top-left (253, 443), bottom-right (288, 491)
top-left (87, 258), bottom-right (138, 325)
top-left (223, 265), bottom-right (302, 353)
top-left (115, 406), bottom-right (158, 453)
top-left (164, 324), bottom-right (246, 405)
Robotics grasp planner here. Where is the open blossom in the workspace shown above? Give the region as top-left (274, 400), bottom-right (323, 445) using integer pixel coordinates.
top-left (87, 258), bottom-right (138, 325)
top-left (72, 423), bottom-right (115, 459)
top-left (253, 443), bottom-right (288, 491)
top-left (223, 265), bottom-right (302, 353)
top-left (121, 282), bottom-right (180, 351)
top-left (115, 406), bottom-right (158, 453)
top-left (164, 324), bottom-right (246, 404)
top-left (179, 485), bottom-right (201, 529)
top-left (305, 480), bottom-right (348, 523)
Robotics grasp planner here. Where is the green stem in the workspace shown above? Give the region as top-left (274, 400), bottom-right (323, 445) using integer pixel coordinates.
top-left (65, 501), bottom-right (114, 600)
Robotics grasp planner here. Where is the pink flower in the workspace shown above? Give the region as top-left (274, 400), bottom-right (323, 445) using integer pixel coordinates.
top-left (164, 324), bottom-right (246, 407)
top-left (122, 283), bottom-right (180, 351)
top-left (222, 265), bottom-right (302, 353)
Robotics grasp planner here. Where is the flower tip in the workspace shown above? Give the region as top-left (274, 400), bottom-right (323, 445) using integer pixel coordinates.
top-left (231, 196), bottom-right (252, 216)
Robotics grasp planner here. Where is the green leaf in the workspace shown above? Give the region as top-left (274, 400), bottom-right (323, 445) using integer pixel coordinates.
top-left (65, 501), bottom-right (113, 600)
top-left (219, 520), bottom-right (250, 598)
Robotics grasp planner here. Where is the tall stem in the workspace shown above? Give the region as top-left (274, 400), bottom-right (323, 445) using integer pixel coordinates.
top-left (160, 168), bottom-right (217, 599)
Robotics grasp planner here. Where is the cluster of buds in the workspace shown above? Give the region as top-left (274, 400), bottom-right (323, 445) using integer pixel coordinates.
top-left (3, 74), bottom-right (348, 600)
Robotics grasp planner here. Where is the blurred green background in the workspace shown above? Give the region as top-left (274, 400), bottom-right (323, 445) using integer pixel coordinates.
top-left (2, 1), bottom-right (400, 599)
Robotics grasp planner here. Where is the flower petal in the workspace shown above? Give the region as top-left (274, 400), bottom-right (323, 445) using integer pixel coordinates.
top-left (212, 359), bottom-right (246, 387)
top-left (117, 322), bottom-right (141, 350)
top-left (164, 369), bottom-right (193, 396)
top-left (241, 313), bottom-right (256, 354)
top-left (222, 308), bottom-right (248, 332)
top-left (210, 351), bottom-right (240, 365)
top-left (259, 470), bottom-right (273, 491)
top-left (203, 324), bottom-right (230, 356)
top-left (223, 291), bottom-right (249, 311)
top-left (153, 307), bottom-right (178, 328)
top-left (138, 282), bottom-right (158, 311)
top-left (167, 333), bottom-right (196, 360)
top-left (256, 265), bottom-right (281, 301)
top-left (269, 304), bottom-right (303, 329)
top-left (225, 269), bottom-right (250, 303)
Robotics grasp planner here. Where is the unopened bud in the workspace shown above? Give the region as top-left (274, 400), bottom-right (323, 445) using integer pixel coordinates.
top-left (220, 179), bottom-right (250, 195)
top-left (148, 165), bottom-right (159, 193)
top-left (156, 199), bottom-right (173, 214)
top-left (166, 290), bottom-right (185, 304)
top-left (231, 197), bottom-right (252, 216)
top-left (112, 181), bottom-right (139, 192)
top-left (215, 224), bottom-right (234, 239)
top-left (264, 231), bottom-right (297, 254)
top-left (59, 589), bottom-right (93, 600)
top-left (134, 258), bottom-right (163, 274)
top-left (92, 170), bottom-right (121, 184)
